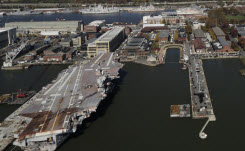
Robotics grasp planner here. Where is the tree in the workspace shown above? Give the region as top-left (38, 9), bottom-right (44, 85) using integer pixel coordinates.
top-left (231, 41), bottom-right (240, 51)
top-left (217, 0), bottom-right (224, 7)
top-left (221, 20), bottom-right (229, 29)
top-left (185, 25), bottom-right (192, 40)
top-left (205, 18), bottom-right (217, 28)
top-left (201, 25), bottom-right (209, 32)
top-left (230, 27), bottom-right (238, 38)
top-left (208, 29), bottom-right (217, 41)
top-left (174, 30), bottom-right (178, 42)
top-left (227, 0), bottom-right (234, 6)
top-left (185, 25), bottom-right (192, 35)
top-left (145, 34), bottom-right (149, 39)
top-left (154, 33), bottom-right (159, 42)
top-left (152, 41), bottom-right (159, 50)
top-left (163, 18), bottom-right (166, 24)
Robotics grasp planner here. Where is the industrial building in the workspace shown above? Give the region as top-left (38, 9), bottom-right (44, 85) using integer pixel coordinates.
top-left (87, 27), bottom-right (125, 58)
top-left (5, 20), bottom-right (84, 35)
top-left (84, 20), bottom-right (105, 33)
top-left (60, 33), bottom-right (86, 48)
top-left (43, 46), bottom-right (64, 62)
top-left (0, 27), bottom-right (16, 48)
top-left (121, 37), bottom-right (149, 58)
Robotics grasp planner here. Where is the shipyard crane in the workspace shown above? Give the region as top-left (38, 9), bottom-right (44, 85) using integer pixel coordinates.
top-left (3, 41), bottom-right (29, 67)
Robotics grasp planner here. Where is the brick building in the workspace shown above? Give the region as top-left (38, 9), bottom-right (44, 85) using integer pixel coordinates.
top-left (194, 38), bottom-right (206, 53)
top-left (84, 20), bottom-right (105, 33)
top-left (158, 30), bottom-right (169, 43)
top-left (212, 37), bottom-right (234, 53)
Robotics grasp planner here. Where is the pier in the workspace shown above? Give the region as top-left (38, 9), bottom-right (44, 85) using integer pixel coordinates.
top-left (186, 41), bottom-right (216, 139)
top-left (167, 42), bottom-right (216, 139)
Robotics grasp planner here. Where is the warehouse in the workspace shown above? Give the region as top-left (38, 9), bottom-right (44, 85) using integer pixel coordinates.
top-left (87, 27), bottom-right (125, 58)
top-left (5, 20), bottom-right (84, 35)
top-left (0, 27), bottom-right (16, 46)
top-left (0, 30), bottom-right (8, 49)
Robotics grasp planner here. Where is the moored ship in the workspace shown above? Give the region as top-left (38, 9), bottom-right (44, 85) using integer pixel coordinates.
top-left (80, 3), bottom-right (119, 14)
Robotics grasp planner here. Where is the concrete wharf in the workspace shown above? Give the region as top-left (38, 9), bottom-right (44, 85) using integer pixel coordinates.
top-left (184, 41), bottom-right (216, 139)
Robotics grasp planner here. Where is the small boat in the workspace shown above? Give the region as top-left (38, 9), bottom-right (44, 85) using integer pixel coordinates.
top-left (44, 11), bottom-right (56, 14)
top-left (182, 64), bottom-right (187, 70)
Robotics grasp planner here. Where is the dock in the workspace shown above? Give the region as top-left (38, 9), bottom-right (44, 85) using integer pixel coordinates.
top-left (170, 104), bottom-right (190, 118)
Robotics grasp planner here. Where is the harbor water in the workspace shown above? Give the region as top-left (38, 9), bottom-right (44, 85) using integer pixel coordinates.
top-left (58, 50), bottom-right (245, 151)
top-left (0, 12), bottom-right (245, 150)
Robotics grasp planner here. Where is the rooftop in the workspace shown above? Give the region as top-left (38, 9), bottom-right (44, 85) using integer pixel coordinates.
top-left (194, 38), bottom-right (206, 49)
top-left (127, 37), bottom-right (145, 47)
top-left (218, 36), bottom-right (231, 47)
top-left (87, 20), bottom-right (105, 27)
top-left (212, 27), bottom-right (225, 37)
top-left (125, 37), bottom-right (148, 50)
top-left (159, 30), bottom-right (169, 38)
top-left (96, 27), bottom-right (124, 43)
top-left (193, 29), bottom-right (205, 38)
top-left (141, 26), bottom-right (169, 32)
top-left (0, 27), bottom-right (16, 32)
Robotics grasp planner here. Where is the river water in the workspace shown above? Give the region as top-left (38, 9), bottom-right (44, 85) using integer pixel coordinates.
top-left (0, 12), bottom-right (245, 151)
top-left (0, 11), bottom-right (161, 27)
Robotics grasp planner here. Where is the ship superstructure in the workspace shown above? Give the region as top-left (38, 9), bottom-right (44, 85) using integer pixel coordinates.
top-left (80, 4), bottom-right (119, 14)
top-left (130, 3), bottom-right (163, 12)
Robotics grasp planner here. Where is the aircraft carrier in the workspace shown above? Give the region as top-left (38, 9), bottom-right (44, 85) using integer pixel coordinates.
top-left (0, 52), bottom-right (123, 151)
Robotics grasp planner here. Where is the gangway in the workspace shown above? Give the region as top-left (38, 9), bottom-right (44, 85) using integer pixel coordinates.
top-left (3, 42), bottom-right (29, 67)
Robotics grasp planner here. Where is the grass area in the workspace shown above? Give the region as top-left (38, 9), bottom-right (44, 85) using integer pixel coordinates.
top-left (226, 15), bottom-right (245, 21)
